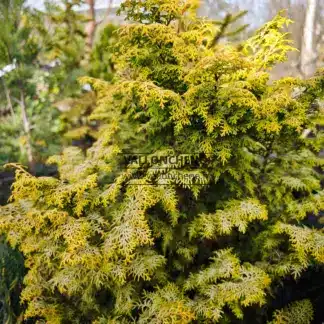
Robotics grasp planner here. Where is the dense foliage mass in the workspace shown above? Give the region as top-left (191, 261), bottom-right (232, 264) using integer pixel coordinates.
top-left (0, 0), bottom-right (88, 168)
top-left (0, 0), bottom-right (113, 168)
top-left (0, 0), bottom-right (324, 323)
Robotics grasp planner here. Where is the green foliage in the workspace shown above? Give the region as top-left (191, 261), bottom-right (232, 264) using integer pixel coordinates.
top-left (0, 239), bottom-right (24, 324)
top-left (0, 0), bottom-right (60, 165)
top-left (59, 23), bottom-right (120, 147)
top-left (184, 248), bottom-right (271, 321)
top-left (0, 0), bottom-right (39, 69)
top-left (0, 1), bottom-right (324, 323)
top-left (269, 299), bottom-right (314, 324)
top-left (0, 0), bottom-right (92, 165)
top-left (119, 0), bottom-right (200, 24)
top-left (243, 10), bottom-right (296, 70)
top-left (209, 10), bottom-right (249, 46)
top-left (58, 92), bottom-right (98, 145)
top-left (89, 23), bottom-right (118, 82)
top-left (0, 116), bottom-right (22, 165)
top-left (189, 199), bottom-right (268, 239)
top-left (0, 0), bottom-right (39, 96)
top-left (0, 92), bottom-right (62, 165)
top-left (39, 0), bottom-right (88, 99)
top-left (41, 0), bottom-right (87, 67)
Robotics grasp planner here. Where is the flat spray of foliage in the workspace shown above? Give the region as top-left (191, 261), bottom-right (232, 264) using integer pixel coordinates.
top-left (1, 1), bottom-right (324, 323)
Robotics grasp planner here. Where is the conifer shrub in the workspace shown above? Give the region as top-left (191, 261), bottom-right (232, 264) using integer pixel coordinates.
top-left (89, 23), bottom-right (118, 82)
top-left (59, 24), bottom-right (119, 150)
top-left (0, 1), bottom-right (324, 323)
top-left (0, 240), bottom-right (24, 323)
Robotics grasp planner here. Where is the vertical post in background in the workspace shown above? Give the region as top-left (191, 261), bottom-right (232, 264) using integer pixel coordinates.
top-left (301, 0), bottom-right (318, 77)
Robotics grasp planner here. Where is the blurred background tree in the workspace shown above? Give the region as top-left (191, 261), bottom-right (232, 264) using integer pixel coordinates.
top-left (0, 0), bottom-right (42, 171)
top-left (0, 0), bottom-right (74, 172)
